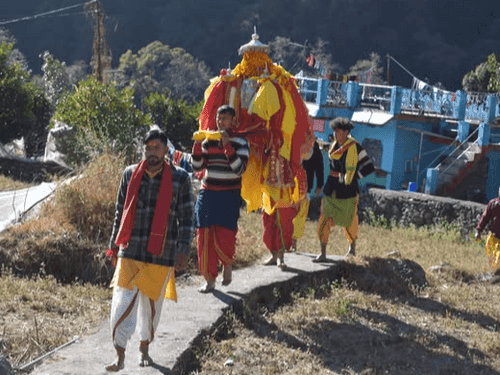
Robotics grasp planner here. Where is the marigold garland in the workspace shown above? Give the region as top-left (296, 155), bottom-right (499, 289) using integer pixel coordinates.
top-left (220, 51), bottom-right (296, 90)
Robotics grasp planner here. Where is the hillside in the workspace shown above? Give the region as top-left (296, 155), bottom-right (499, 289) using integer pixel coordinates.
top-left (3, 0), bottom-right (499, 91)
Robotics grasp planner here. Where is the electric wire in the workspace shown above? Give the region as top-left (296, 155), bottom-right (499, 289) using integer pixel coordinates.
top-left (0, 0), bottom-right (96, 26)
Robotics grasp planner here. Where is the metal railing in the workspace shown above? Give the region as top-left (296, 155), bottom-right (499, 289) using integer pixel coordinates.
top-left (400, 87), bottom-right (454, 117)
top-left (326, 80), bottom-right (347, 106)
top-left (465, 91), bottom-right (491, 121)
top-left (417, 140), bottom-right (458, 180)
top-left (295, 77), bottom-right (318, 103)
top-left (295, 76), bottom-right (499, 125)
top-left (359, 83), bottom-right (391, 111)
top-left (436, 127), bottom-right (480, 178)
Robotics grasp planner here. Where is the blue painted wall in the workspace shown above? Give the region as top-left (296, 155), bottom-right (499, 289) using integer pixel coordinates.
top-left (299, 77), bottom-right (500, 202)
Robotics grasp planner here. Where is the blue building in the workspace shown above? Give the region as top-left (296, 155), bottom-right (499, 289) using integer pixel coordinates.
top-left (295, 76), bottom-right (500, 203)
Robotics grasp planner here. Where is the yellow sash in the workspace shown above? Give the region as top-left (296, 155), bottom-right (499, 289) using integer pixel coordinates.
top-left (330, 137), bottom-right (358, 185)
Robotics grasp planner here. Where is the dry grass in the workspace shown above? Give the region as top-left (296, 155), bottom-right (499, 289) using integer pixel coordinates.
top-left (0, 266), bottom-right (112, 369)
top-left (193, 219), bottom-right (500, 375)
top-left (0, 175), bottom-right (33, 192)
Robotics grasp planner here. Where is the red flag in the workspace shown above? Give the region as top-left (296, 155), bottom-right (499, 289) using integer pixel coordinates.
top-left (306, 54), bottom-right (315, 67)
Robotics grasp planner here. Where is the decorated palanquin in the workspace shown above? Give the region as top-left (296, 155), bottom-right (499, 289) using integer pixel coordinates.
top-left (197, 31), bottom-right (314, 215)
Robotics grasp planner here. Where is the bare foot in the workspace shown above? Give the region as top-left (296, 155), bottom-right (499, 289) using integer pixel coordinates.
top-left (105, 348), bottom-right (125, 372)
top-left (312, 253), bottom-right (327, 263)
top-left (222, 265), bottom-right (232, 286)
top-left (277, 250), bottom-right (286, 269)
top-left (277, 257), bottom-right (287, 270)
top-left (263, 256), bottom-right (277, 266)
top-left (139, 343), bottom-right (153, 367)
top-left (198, 281), bottom-right (215, 293)
top-left (345, 242), bottom-right (356, 256)
top-left (139, 341), bottom-right (153, 367)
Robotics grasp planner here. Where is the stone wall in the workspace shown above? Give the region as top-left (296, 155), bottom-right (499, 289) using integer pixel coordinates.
top-left (359, 188), bottom-right (487, 235)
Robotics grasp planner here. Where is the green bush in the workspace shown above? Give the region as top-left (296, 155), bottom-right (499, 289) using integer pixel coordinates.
top-left (52, 77), bottom-right (151, 166)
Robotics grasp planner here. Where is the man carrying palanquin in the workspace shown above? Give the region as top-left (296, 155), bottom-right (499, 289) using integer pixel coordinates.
top-left (195, 28), bottom-right (314, 269)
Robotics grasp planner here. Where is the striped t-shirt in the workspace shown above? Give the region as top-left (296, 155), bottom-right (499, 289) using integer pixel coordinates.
top-left (191, 136), bottom-right (249, 191)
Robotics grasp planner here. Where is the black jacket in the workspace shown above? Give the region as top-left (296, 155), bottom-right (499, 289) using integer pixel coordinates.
top-left (323, 140), bottom-right (375, 199)
top-left (302, 141), bottom-right (325, 193)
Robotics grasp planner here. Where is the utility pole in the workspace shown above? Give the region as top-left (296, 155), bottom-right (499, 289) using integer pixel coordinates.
top-left (85, 0), bottom-right (111, 83)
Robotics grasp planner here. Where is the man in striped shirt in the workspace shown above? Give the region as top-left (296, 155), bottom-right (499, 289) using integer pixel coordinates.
top-left (191, 105), bottom-right (249, 292)
top-left (314, 117), bottom-right (375, 261)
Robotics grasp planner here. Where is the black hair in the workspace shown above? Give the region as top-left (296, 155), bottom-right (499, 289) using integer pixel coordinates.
top-left (144, 126), bottom-right (168, 145)
top-left (217, 105), bottom-right (236, 118)
top-left (330, 117), bottom-right (354, 132)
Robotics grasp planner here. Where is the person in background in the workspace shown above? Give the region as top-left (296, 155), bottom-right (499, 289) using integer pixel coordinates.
top-left (314, 117), bottom-right (374, 262)
top-left (168, 139), bottom-right (193, 174)
top-left (105, 126), bottom-right (194, 372)
top-left (475, 186), bottom-right (500, 268)
top-left (191, 105), bottom-right (249, 293)
top-left (291, 140), bottom-right (324, 252)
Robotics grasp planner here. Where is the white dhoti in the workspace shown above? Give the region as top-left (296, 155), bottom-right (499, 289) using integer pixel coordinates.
top-left (109, 277), bottom-right (169, 349)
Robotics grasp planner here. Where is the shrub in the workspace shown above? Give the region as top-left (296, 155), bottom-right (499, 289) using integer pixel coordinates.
top-left (52, 77), bottom-right (150, 166)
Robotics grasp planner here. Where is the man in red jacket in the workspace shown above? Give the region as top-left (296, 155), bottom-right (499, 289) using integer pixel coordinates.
top-left (476, 187), bottom-right (500, 267)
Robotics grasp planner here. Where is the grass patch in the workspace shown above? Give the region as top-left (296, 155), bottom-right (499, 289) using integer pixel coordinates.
top-left (193, 217), bottom-right (500, 375)
top-left (0, 175), bottom-right (33, 192)
top-left (0, 266), bottom-right (111, 369)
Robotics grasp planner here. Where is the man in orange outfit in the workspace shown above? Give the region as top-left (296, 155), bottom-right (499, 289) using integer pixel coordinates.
top-left (192, 105), bottom-right (249, 292)
top-left (106, 127), bottom-right (194, 372)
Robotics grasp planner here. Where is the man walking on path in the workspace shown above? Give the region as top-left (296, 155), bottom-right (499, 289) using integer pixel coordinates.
top-left (476, 187), bottom-right (500, 267)
top-left (105, 127), bottom-right (195, 372)
top-left (191, 105), bottom-right (249, 293)
top-left (291, 139), bottom-right (325, 252)
top-left (314, 117), bottom-right (374, 262)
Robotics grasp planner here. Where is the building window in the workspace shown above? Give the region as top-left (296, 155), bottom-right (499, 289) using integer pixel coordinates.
top-left (405, 160), bottom-right (413, 173)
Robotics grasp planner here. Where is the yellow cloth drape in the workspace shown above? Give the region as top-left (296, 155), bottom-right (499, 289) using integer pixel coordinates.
top-left (192, 130), bottom-right (222, 141)
top-left (279, 89), bottom-right (297, 160)
top-left (251, 80), bottom-right (280, 120)
top-left (330, 137), bottom-right (358, 185)
top-left (241, 152), bottom-right (264, 213)
top-left (252, 81), bottom-right (299, 214)
top-left (111, 258), bottom-right (177, 302)
top-left (486, 233), bottom-right (500, 267)
top-left (252, 80), bottom-right (296, 161)
top-left (292, 196), bottom-right (310, 239)
top-left (204, 78), bottom-right (220, 102)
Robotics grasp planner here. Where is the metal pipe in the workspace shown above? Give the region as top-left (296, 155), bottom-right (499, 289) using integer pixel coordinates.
top-left (17, 336), bottom-right (80, 372)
